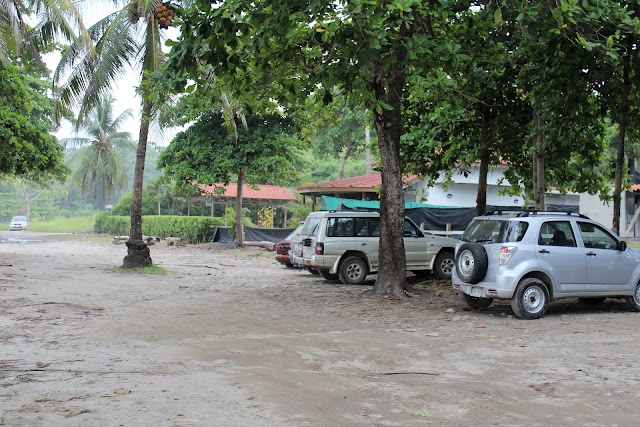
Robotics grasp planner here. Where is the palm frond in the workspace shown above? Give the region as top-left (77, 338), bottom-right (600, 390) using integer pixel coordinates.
top-left (59, 136), bottom-right (91, 148)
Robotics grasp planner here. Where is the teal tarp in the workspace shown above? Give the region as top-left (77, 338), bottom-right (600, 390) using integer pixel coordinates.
top-left (320, 195), bottom-right (463, 211)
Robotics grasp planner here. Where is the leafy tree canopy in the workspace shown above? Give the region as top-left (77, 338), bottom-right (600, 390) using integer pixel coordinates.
top-left (0, 63), bottom-right (68, 182)
top-left (158, 113), bottom-right (306, 188)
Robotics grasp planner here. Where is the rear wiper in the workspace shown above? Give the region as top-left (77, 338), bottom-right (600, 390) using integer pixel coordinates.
top-left (474, 239), bottom-right (494, 243)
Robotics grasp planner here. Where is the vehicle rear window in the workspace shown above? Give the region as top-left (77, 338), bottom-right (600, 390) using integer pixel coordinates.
top-left (462, 219), bottom-right (508, 243)
top-left (506, 221), bottom-right (529, 242)
top-left (301, 217), bottom-right (320, 237)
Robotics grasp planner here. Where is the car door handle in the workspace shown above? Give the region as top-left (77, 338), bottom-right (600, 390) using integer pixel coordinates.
top-left (361, 243), bottom-right (367, 246)
top-left (538, 249), bottom-right (549, 254)
top-left (586, 252), bottom-right (596, 257)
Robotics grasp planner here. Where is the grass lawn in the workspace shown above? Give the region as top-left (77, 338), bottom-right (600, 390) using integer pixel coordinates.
top-left (27, 216), bottom-right (95, 233)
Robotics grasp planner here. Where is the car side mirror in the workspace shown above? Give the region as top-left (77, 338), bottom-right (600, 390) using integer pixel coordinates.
top-left (618, 241), bottom-right (627, 251)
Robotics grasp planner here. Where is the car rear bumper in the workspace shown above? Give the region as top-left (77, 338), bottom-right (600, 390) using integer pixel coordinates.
top-left (452, 271), bottom-right (516, 299)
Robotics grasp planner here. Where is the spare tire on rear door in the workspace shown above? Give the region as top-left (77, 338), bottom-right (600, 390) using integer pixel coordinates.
top-left (455, 243), bottom-right (488, 284)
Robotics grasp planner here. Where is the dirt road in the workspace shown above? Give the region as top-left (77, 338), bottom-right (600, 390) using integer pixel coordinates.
top-left (1, 231), bottom-right (639, 426)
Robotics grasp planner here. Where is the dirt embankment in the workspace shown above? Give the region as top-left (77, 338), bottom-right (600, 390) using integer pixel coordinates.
top-left (1, 231), bottom-right (639, 426)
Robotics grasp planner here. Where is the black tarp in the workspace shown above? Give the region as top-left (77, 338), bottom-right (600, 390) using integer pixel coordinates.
top-left (245, 226), bottom-right (295, 243)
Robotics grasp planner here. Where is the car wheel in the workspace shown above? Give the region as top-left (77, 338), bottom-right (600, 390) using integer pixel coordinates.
top-left (511, 278), bottom-right (549, 319)
top-left (460, 292), bottom-right (494, 310)
top-left (455, 243), bottom-right (488, 284)
top-left (306, 266), bottom-right (319, 275)
top-left (338, 256), bottom-right (368, 285)
top-left (318, 269), bottom-right (339, 281)
top-left (578, 297), bottom-right (606, 305)
top-left (284, 262), bottom-right (294, 268)
top-left (434, 251), bottom-right (455, 280)
top-left (625, 282), bottom-right (640, 312)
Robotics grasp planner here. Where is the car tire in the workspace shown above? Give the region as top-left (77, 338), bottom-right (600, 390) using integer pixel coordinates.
top-left (318, 269), bottom-right (339, 281)
top-left (511, 278), bottom-right (549, 319)
top-left (455, 243), bottom-right (488, 284)
top-left (338, 256), bottom-right (368, 285)
top-left (434, 251), bottom-right (455, 280)
top-left (460, 292), bottom-right (494, 310)
top-left (578, 297), bottom-right (606, 305)
top-left (285, 262), bottom-right (294, 268)
top-left (625, 282), bottom-right (640, 312)
top-left (306, 266), bottom-right (319, 275)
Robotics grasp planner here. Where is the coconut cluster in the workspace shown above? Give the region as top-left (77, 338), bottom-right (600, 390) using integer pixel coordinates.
top-left (155, 2), bottom-right (178, 29)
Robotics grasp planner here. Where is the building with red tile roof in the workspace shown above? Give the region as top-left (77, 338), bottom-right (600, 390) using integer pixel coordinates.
top-left (199, 183), bottom-right (297, 201)
top-left (297, 173), bottom-right (419, 206)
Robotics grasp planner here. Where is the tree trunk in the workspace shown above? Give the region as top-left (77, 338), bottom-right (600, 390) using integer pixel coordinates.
top-left (533, 110), bottom-right (545, 211)
top-left (123, 99), bottom-right (152, 268)
top-left (365, 124), bottom-right (372, 175)
top-left (613, 36), bottom-right (633, 235)
top-left (476, 107), bottom-right (491, 216)
top-left (235, 168), bottom-right (244, 247)
top-left (477, 147), bottom-right (490, 216)
top-left (338, 139), bottom-right (354, 179)
top-left (369, 59), bottom-right (408, 299)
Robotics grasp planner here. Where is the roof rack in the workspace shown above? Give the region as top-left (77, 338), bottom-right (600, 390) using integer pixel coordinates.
top-left (484, 210), bottom-right (589, 219)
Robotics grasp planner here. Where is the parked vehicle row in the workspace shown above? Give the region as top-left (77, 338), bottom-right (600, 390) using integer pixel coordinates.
top-left (275, 209), bottom-right (640, 320)
top-left (276, 210), bottom-right (458, 284)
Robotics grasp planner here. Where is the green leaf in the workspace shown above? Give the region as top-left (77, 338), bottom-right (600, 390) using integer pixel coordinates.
top-left (494, 8), bottom-right (503, 25)
top-left (606, 36), bottom-right (614, 48)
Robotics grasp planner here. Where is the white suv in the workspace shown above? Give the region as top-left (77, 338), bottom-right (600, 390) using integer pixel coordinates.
top-left (300, 210), bottom-right (458, 284)
top-left (452, 211), bottom-right (640, 319)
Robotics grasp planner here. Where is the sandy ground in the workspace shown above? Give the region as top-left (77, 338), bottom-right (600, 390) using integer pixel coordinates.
top-left (1, 231), bottom-right (639, 426)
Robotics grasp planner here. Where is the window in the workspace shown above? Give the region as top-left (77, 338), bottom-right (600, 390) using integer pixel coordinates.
top-left (403, 219), bottom-right (420, 238)
top-left (326, 217), bottom-right (355, 237)
top-left (462, 219), bottom-right (507, 243)
top-left (301, 217), bottom-right (320, 237)
top-left (538, 221), bottom-right (576, 247)
top-left (578, 222), bottom-right (618, 250)
top-left (507, 221), bottom-right (529, 242)
top-left (355, 217), bottom-right (380, 237)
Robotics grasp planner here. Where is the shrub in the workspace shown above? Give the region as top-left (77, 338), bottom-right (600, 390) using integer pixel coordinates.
top-left (94, 213), bottom-right (226, 243)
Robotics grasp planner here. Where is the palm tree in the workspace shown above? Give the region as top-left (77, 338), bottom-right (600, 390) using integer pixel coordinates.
top-left (0, 0), bottom-right (90, 69)
top-left (60, 95), bottom-right (135, 206)
top-left (54, 0), bottom-right (174, 267)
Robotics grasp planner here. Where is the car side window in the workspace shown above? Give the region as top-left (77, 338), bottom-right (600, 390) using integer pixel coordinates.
top-left (326, 217), bottom-right (355, 237)
top-left (355, 217), bottom-right (380, 237)
top-left (578, 222), bottom-right (618, 250)
top-left (403, 219), bottom-right (420, 238)
top-left (538, 221), bottom-right (576, 247)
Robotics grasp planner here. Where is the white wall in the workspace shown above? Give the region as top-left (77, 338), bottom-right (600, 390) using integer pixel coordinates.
top-left (579, 192), bottom-right (616, 229)
top-left (409, 164), bottom-right (578, 208)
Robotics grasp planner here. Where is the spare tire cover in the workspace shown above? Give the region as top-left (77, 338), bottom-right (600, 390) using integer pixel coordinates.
top-left (455, 243), bottom-right (488, 284)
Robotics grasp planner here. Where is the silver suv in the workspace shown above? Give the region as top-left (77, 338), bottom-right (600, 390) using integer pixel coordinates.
top-left (452, 211), bottom-right (640, 319)
top-left (301, 210), bottom-right (458, 284)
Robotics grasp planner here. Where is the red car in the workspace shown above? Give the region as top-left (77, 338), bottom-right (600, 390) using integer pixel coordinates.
top-left (275, 224), bottom-right (303, 268)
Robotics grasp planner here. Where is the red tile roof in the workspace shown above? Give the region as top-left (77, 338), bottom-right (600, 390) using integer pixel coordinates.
top-left (199, 183), bottom-right (297, 201)
top-left (298, 173), bottom-right (419, 193)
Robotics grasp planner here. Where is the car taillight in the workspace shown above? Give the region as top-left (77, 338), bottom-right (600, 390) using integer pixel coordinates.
top-left (499, 246), bottom-right (517, 265)
top-left (315, 242), bottom-right (324, 255)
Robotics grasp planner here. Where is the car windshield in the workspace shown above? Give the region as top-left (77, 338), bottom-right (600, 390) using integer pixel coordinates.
top-left (12, 216), bottom-right (27, 222)
top-left (461, 219), bottom-right (507, 243)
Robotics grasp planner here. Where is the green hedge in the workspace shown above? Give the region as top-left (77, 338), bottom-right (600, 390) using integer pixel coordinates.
top-left (94, 213), bottom-right (226, 243)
